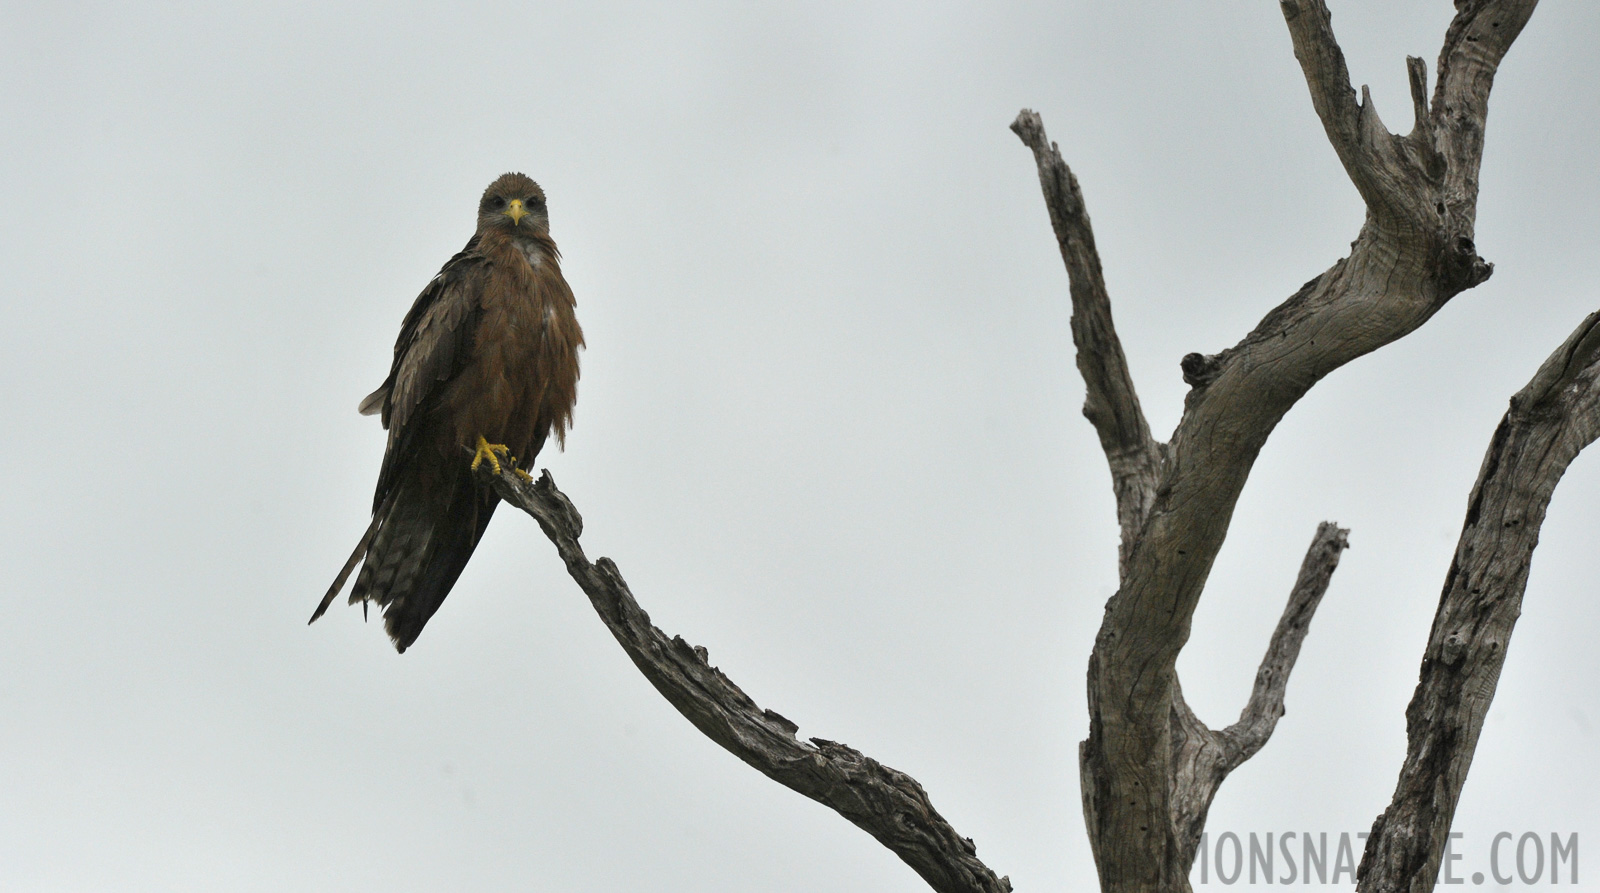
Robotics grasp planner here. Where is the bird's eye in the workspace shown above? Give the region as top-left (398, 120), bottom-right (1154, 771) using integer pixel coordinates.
top-left (488, 196), bottom-right (506, 209)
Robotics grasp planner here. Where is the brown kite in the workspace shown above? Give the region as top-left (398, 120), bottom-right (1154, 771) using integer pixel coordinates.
top-left (311, 173), bottom-right (584, 652)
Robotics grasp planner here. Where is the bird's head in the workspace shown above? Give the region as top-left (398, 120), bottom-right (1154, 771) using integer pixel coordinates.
top-left (477, 172), bottom-right (549, 235)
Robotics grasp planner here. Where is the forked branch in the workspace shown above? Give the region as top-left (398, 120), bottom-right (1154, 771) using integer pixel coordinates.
top-left (1279, 0), bottom-right (1405, 211)
top-left (1281, 0), bottom-right (1537, 233)
top-left (1015, 2), bottom-right (1537, 889)
top-left (481, 468), bottom-right (1011, 893)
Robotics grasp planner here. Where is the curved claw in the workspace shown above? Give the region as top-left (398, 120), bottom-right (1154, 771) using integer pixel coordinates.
top-left (470, 435), bottom-right (513, 475)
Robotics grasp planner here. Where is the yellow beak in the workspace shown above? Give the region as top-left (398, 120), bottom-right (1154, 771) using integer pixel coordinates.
top-left (506, 199), bottom-right (527, 225)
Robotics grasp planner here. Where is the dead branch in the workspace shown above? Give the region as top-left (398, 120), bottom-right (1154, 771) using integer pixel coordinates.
top-left (1222, 522), bottom-right (1351, 759)
top-left (1280, 0), bottom-right (1407, 213)
top-left (1011, 110), bottom-right (1163, 576)
top-left (1431, 0), bottom-right (1542, 233)
top-left (1169, 522), bottom-right (1350, 867)
top-left (1015, 2), bottom-right (1538, 890)
top-left (481, 467), bottom-right (1011, 893)
top-left (1358, 310), bottom-right (1600, 892)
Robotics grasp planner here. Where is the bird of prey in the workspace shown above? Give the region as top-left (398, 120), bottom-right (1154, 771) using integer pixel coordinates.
top-left (311, 172), bottom-right (584, 652)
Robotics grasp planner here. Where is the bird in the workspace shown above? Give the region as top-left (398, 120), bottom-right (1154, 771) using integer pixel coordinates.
top-left (311, 172), bottom-right (584, 652)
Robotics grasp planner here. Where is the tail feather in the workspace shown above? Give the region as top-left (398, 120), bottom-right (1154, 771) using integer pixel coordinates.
top-left (355, 496), bottom-right (433, 611)
top-left (310, 516), bottom-right (381, 624)
top-left (324, 462), bottom-right (496, 653)
top-left (381, 495), bottom-right (499, 651)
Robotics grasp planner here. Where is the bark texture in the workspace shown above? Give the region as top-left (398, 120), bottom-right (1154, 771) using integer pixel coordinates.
top-left (480, 468), bottom-right (1012, 893)
top-left (1014, 2), bottom-right (1539, 890)
top-left (1357, 312), bottom-right (1600, 892)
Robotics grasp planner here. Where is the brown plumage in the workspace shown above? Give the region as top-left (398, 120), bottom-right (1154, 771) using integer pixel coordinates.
top-left (311, 173), bottom-right (584, 652)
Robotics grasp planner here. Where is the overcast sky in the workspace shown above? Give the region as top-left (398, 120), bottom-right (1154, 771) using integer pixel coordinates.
top-left (4, 2), bottom-right (1599, 890)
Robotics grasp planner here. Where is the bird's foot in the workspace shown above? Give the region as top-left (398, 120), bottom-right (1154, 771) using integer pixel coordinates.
top-left (470, 436), bottom-right (514, 475)
top-left (512, 466), bottom-right (535, 483)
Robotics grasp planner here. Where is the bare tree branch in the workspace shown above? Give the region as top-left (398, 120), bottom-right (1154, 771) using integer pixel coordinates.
top-left (1168, 522), bottom-right (1350, 868)
top-left (1043, 4), bottom-right (1538, 888)
top-left (1011, 110), bottom-right (1163, 576)
top-left (480, 468), bottom-right (1011, 893)
top-left (1080, 188), bottom-right (1447, 893)
top-left (1431, 0), bottom-right (1541, 234)
top-left (1279, 0), bottom-right (1402, 210)
top-left (1221, 521), bottom-right (1350, 758)
top-left (1358, 310), bottom-right (1600, 893)
top-left (1281, 0), bottom-right (1537, 235)
top-left (1278, 0), bottom-right (1456, 219)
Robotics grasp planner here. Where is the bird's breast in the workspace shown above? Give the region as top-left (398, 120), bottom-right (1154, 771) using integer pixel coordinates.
top-left (512, 237), bottom-right (546, 271)
top-left (447, 251), bottom-right (581, 459)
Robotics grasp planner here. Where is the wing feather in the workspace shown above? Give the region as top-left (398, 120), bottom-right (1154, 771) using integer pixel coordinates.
top-left (366, 237), bottom-right (487, 512)
top-left (356, 385), bottom-right (387, 416)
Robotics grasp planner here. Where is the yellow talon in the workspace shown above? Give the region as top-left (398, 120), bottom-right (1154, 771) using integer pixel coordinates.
top-left (513, 466), bottom-right (535, 483)
top-left (470, 435), bottom-right (513, 475)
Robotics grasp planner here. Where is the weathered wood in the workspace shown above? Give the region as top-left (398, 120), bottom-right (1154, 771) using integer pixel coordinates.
top-left (1015, 3), bottom-right (1539, 890)
top-left (1430, 0), bottom-right (1541, 236)
top-left (1358, 311), bottom-right (1600, 893)
top-left (1170, 522), bottom-right (1350, 868)
top-left (1011, 110), bottom-right (1164, 579)
top-left (481, 468), bottom-right (1011, 893)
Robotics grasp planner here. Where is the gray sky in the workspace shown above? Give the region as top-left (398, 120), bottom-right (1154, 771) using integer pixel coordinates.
top-left (3, 2), bottom-right (1598, 890)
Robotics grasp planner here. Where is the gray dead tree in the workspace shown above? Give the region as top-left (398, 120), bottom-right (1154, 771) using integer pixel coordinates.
top-left (480, 1), bottom-right (1596, 891)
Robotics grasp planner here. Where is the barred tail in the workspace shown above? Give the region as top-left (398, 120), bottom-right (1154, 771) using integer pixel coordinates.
top-left (313, 462), bottom-right (498, 652)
